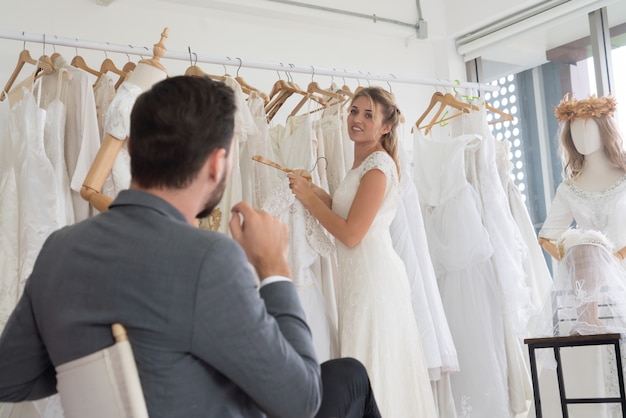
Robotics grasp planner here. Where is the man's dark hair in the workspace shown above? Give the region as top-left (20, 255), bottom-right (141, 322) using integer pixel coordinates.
top-left (129, 75), bottom-right (237, 189)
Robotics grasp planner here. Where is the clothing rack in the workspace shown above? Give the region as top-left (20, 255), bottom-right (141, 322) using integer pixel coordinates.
top-left (0, 29), bottom-right (498, 92)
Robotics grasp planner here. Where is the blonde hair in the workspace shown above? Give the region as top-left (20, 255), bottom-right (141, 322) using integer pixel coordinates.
top-left (560, 114), bottom-right (626, 180)
top-left (351, 87), bottom-right (402, 177)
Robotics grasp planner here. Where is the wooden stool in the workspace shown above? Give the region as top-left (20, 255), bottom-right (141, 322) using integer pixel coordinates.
top-left (524, 333), bottom-right (626, 418)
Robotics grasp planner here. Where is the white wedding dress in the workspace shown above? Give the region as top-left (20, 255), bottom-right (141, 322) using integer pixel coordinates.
top-left (534, 174), bottom-right (626, 418)
top-left (333, 151), bottom-right (437, 417)
top-left (414, 132), bottom-right (511, 417)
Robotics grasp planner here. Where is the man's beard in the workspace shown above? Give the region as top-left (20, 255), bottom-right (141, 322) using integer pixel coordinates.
top-left (195, 172), bottom-right (227, 219)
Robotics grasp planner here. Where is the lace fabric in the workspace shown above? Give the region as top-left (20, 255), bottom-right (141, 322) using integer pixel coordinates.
top-left (263, 179), bottom-right (336, 361)
top-left (103, 81), bottom-right (143, 140)
top-left (535, 229), bottom-right (626, 338)
top-left (540, 174), bottom-right (626, 250)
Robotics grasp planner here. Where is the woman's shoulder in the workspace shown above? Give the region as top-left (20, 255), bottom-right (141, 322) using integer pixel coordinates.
top-left (359, 151), bottom-right (397, 179)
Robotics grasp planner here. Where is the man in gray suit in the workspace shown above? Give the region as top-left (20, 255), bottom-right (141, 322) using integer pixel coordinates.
top-left (0, 76), bottom-right (380, 417)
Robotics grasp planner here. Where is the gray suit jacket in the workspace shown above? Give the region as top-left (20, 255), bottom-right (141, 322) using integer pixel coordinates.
top-left (0, 190), bottom-right (321, 417)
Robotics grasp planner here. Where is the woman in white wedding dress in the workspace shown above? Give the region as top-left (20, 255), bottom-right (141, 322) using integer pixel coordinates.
top-left (288, 87), bottom-right (436, 417)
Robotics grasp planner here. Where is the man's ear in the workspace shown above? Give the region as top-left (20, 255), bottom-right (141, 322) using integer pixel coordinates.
top-left (207, 148), bottom-right (227, 183)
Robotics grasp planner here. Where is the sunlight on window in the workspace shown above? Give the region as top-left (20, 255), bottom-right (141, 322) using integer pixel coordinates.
top-left (485, 76), bottom-right (526, 202)
top-left (586, 45), bottom-right (626, 140)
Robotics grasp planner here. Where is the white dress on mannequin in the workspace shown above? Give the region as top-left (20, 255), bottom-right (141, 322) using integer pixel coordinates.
top-left (534, 116), bottom-right (626, 418)
top-left (334, 150), bottom-right (437, 417)
top-left (535, 175), bottom-right (626, 418)
top-left (98, 80), bottom-right (143, 200)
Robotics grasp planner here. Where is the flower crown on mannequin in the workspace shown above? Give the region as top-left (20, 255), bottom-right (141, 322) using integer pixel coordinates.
top-left (554, 93), bottom-right (618, 122)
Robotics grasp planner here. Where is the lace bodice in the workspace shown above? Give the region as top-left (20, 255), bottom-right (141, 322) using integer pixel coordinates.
top-left (332, 151), bottom-right (398, 226)
top-left (540, 174), bottom-right (626, 248)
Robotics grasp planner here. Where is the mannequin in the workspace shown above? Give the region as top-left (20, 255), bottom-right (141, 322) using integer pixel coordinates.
top-left (80, 28), bottom-right (169, 211)
top-left (538, 94), bottom-right (626, 338)
top-left (538, 94), bottom-right (626, 262)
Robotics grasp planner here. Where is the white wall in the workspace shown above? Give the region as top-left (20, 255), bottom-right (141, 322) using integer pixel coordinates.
top-left (0, 0), bottom-right (472, 129)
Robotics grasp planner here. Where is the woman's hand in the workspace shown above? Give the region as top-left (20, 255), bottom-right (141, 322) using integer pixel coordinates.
top-left (287, 172), bottom-right (316, 207)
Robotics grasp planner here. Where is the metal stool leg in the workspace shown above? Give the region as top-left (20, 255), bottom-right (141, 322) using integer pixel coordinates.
top-left (554, 346), bottom-right (569, 418)
top-left (528, 344), bottom-right (543, 418)
top-left (613, 341), bottom-right (626, 418)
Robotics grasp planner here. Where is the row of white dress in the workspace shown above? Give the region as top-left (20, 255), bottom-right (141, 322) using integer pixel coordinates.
top-left (413, 103), bottom-right (553, 418)
top-left (0, 58), bottom-right (103, 418)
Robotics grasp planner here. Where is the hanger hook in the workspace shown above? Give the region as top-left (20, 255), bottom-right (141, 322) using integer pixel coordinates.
top-left (282, 63), bottom-right (290, 82)
top-left (52, 36), bottom-right (57, 53)
top-left (387, 74), bottom-right (396, 93)
top-left (236, 57), bottom-right (242, 77)
top-left (311, 66), bottom-right (315, 83)
top-left (342, 69), bottom-right (348, 86)
top-left (311, 156), bottom-right (328, 172)
top-left (366, 72), bottom-right (371, 87)
top-left (289, 63), bottom-right (296, 83)
top-left (187, 47), bottom-right (198, 67)
top-left (225, 57), bottom-right (232, 75)
top-left (105, 42), bottom-right (110, 59)
top-left (277, 62), bottom-right (285, 81)
top-left (75, 38), bottom-right (79, 56)
top-left (22, 31), bottom-right (26, 51)
top-left (42, 33), bottom-right (46, 55)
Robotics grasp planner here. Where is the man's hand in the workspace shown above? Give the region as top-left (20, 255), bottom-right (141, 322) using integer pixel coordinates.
top-left (230, 201), bottom-right (292, 280)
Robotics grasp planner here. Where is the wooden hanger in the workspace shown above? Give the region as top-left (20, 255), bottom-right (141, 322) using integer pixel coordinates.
top-left (71, 55), bottom-right (101, 77)
top-left (251, 154), bottom-right (312, 182)
top-left (484, 102), bottom-right (514, 125)
top-left (1, 49), bottom-right (42, 101)
top-left (99, 58), bottom-right (126, 77)
top-left (265, 79), bottom-right (328, 121)
top-left (70, 55), bottom-right (91, 73)
top-left (289, 80), bottom-right (337, 117)
top-left (93, 58), bottom-right (127, 88)
top-left (184, 64), bottom-right (231, 82)
top-left (114, 61), bottom-right (136, 90)
top-left (235, 76), bottom-right (269, 104)
top-left (0, 49), bottom-right (56, 101)
top-left (264, 79), bottom-right (297, 121)
top-left (337, 83), bottom-right (353, 99)
top-left (415, 92), bottom-right (479, 135)
top-left (50, 52), bottom-right (63, 64)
